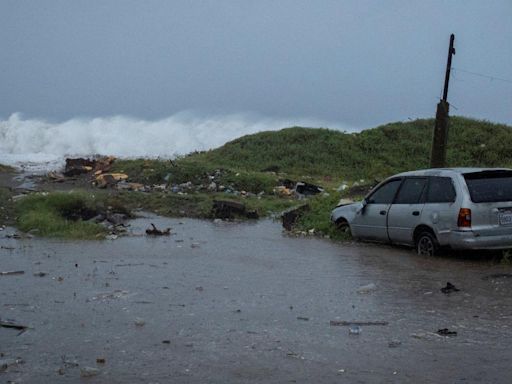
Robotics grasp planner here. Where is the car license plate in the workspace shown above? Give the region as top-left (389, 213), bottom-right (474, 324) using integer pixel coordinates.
top-left (499, 211), bottom-right (512, 226)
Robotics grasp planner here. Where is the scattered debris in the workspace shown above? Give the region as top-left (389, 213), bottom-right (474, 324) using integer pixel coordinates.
top-left (330, 320), bottom-right (388, 326)
top-left (281, 204), bottom-right (309, 231)
top-left (0, 318), bottom-right (29, 333)
top-left (162, 340), bottom-right (171, 344)
top-left (388, 340), bottom-right (402, 348)
top-left (410, 332), bottom-right (443, 340)
top-left (0, 270), bottom-right (25, 276)
top-left (63, 156), bottom-right (115, 177)
top-left (195, 286), bottom-right (204, 292)
top-left (146, 223), bottom-right (171, 236)
top-left (295, 181), bottom-right (324, 196)
top-left (349, 325), bottom-right (361, 335)
top-left (33, 272), bottom-right (47, 277)
top-left (437, 328), bottom-right (457, 337)
top-left (441, 282), bottom-right (460, 294)
top-left (134, 318), bottom-right (146, 327)
top-left (1, 245), bottom-right (15, 250)
top-left (357, 283), bottom-right (377, 294)
top-left (0, 358), bottom-right (24, 373)
top-left (95, 173), bottom-right (129, 188)
top-left (96, 358), bottom-right (106, 364)
top-left (296, 316), bottom-right (309, 321)
top-left (80, 367), bottom-right (100, 377)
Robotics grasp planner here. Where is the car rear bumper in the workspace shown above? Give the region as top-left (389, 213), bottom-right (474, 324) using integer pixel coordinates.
top-left (447, 230), bottom-right (512, 250)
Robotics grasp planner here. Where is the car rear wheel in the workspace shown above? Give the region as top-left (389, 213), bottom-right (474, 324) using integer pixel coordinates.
top-left (416, 231), bottom-right (439, 256)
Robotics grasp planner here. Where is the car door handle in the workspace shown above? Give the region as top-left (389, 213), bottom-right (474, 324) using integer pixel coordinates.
top-left (379, 210), bottom-right (386, 215)
top-left (412, 211), bottom-right (420, 216)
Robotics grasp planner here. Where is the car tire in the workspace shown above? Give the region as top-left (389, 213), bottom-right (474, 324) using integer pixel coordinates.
top-left (335, 219), bottom-right (351, 235)
top-left (416, 231), bottom-right (439, 256)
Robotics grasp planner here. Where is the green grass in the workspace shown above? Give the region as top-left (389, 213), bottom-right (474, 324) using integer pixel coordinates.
top-left (182, 116), bottom-right (512, 181)
top-left (15, 192), bottom-right (108, 239)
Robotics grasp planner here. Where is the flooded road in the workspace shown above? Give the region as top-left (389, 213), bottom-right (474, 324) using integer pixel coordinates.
top-left (1, 216), bottom-right (512, 383)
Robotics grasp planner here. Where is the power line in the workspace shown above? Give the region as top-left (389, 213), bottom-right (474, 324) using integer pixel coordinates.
top-left (451, 67), bottom-right (512, 84)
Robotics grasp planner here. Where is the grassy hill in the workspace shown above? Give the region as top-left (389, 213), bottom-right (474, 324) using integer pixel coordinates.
top-left (180, 116), bottom-right (512, 181)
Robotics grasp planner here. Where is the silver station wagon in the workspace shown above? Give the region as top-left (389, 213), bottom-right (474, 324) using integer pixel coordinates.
top-left (330, 168), bottom-right (512, 255)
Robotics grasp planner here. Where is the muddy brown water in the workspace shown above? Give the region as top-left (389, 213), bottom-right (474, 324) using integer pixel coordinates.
top-left (1, 215), bottom-right (512, 383)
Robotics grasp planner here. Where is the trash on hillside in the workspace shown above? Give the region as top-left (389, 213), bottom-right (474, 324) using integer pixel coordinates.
top-left (63, 156), bottom-right (115, 178)
top-left (212, 200), bottom-right (258, 220)
top-left (0, 270), bottom-right (25, 276)
top-left (441, 282), bottom-right (460, 294)
top-left (295, 181), bottom-right (324, 196)
top-left (281, 204), bottom-right (309, 231)
top-left (273, 186), bottom-right (293, 197)
top-left (349, 325), bottom-right (361, 335)
top-left (297, 316), bottom-right (309, 321)
top-left (330, 320), bottom-right (388, 326)
top-left (96, 358), bottom-right (106, 364)
top-left (388, 340), bottom-right (402, 348)
top-left (437, 328), bottom-right (457, 336)
top-left (63, 158), bottom-right (96, 177)
top-left (95, 173), bottom-right (129, 188)
top-left (33, 272), bottom-right (47, 277)
top-left (146, 223), bottom-right (171, 236)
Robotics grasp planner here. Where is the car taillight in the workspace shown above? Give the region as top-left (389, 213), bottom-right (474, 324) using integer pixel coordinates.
top-left (458, 208), bottom-right (472, 228)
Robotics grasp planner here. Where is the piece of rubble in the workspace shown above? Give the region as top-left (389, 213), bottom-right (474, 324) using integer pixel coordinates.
top-left (441, 282), bottom-right (460, 294)
top-left (0, 358), bottom-right (24, 373)
top-left (146, 223), bottom-right (171, 236)
top-left (357, 283), bottom-right (377, 294)
top-left (437, 328), bottom-right (457, 336)
top-left (295, 181), bottom-right (324, 196)
top-left (134, 318), bottom-right (146, 327)
top-left (95, 173), bottom-right (129, 188)
top-left (0, 318), bottom-right (29, 332)
top-left (80, 367), bottom-right (100, 377)
top-left (0, 270), bottom-right (25, 276)
top-left (330, 320), bottom-right (388, 326)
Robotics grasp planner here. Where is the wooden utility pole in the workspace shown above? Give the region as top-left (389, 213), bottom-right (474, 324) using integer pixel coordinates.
top-left (430, 34), bottom-right (455, 168)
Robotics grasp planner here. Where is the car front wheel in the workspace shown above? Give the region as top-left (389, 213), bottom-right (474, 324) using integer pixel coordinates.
top-left (416, 231), bottom-right (439, 256)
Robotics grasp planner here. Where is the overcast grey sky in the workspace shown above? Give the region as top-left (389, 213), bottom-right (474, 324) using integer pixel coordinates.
top-left (1, 0), bottom-right (511, 128)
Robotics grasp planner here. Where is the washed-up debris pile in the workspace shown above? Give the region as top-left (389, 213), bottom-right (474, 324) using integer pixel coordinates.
top-left (47, 157), bottom-right (328, 201)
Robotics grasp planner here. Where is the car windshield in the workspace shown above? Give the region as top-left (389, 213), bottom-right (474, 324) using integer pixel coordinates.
top-left (464, 170), bottom-right (512, 203)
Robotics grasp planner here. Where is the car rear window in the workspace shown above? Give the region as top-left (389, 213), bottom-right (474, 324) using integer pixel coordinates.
top-left (464, 170), bottom-right (512, 203)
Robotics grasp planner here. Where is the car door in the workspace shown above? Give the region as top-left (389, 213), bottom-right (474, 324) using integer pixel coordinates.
top-left (387, 177), bottom-right (427, 245)
top-left (351, 178), bottom-right (402, 241)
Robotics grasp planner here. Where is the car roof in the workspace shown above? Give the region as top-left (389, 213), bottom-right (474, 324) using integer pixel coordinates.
top-left (393, 167), bottom-right (512, 178)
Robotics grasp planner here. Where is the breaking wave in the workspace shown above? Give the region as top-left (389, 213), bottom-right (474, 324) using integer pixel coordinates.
top-left (0, 112), bottom-right (354, 171)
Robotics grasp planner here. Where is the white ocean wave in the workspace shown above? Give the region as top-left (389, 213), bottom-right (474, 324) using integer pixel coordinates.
top-left (0, 112), bottom-right (355, 171)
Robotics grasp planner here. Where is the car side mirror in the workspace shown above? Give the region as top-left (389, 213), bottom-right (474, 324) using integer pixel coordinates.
top-left (357, 198), bottom-right (368, 214)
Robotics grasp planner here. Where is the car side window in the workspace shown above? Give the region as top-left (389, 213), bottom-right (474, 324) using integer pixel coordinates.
top-left (394, 178), bottom-right (427, 204)
top-left (367, 179), bottom-right (402, 204)
top-left (426, 177), bottom-right (456, 203)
